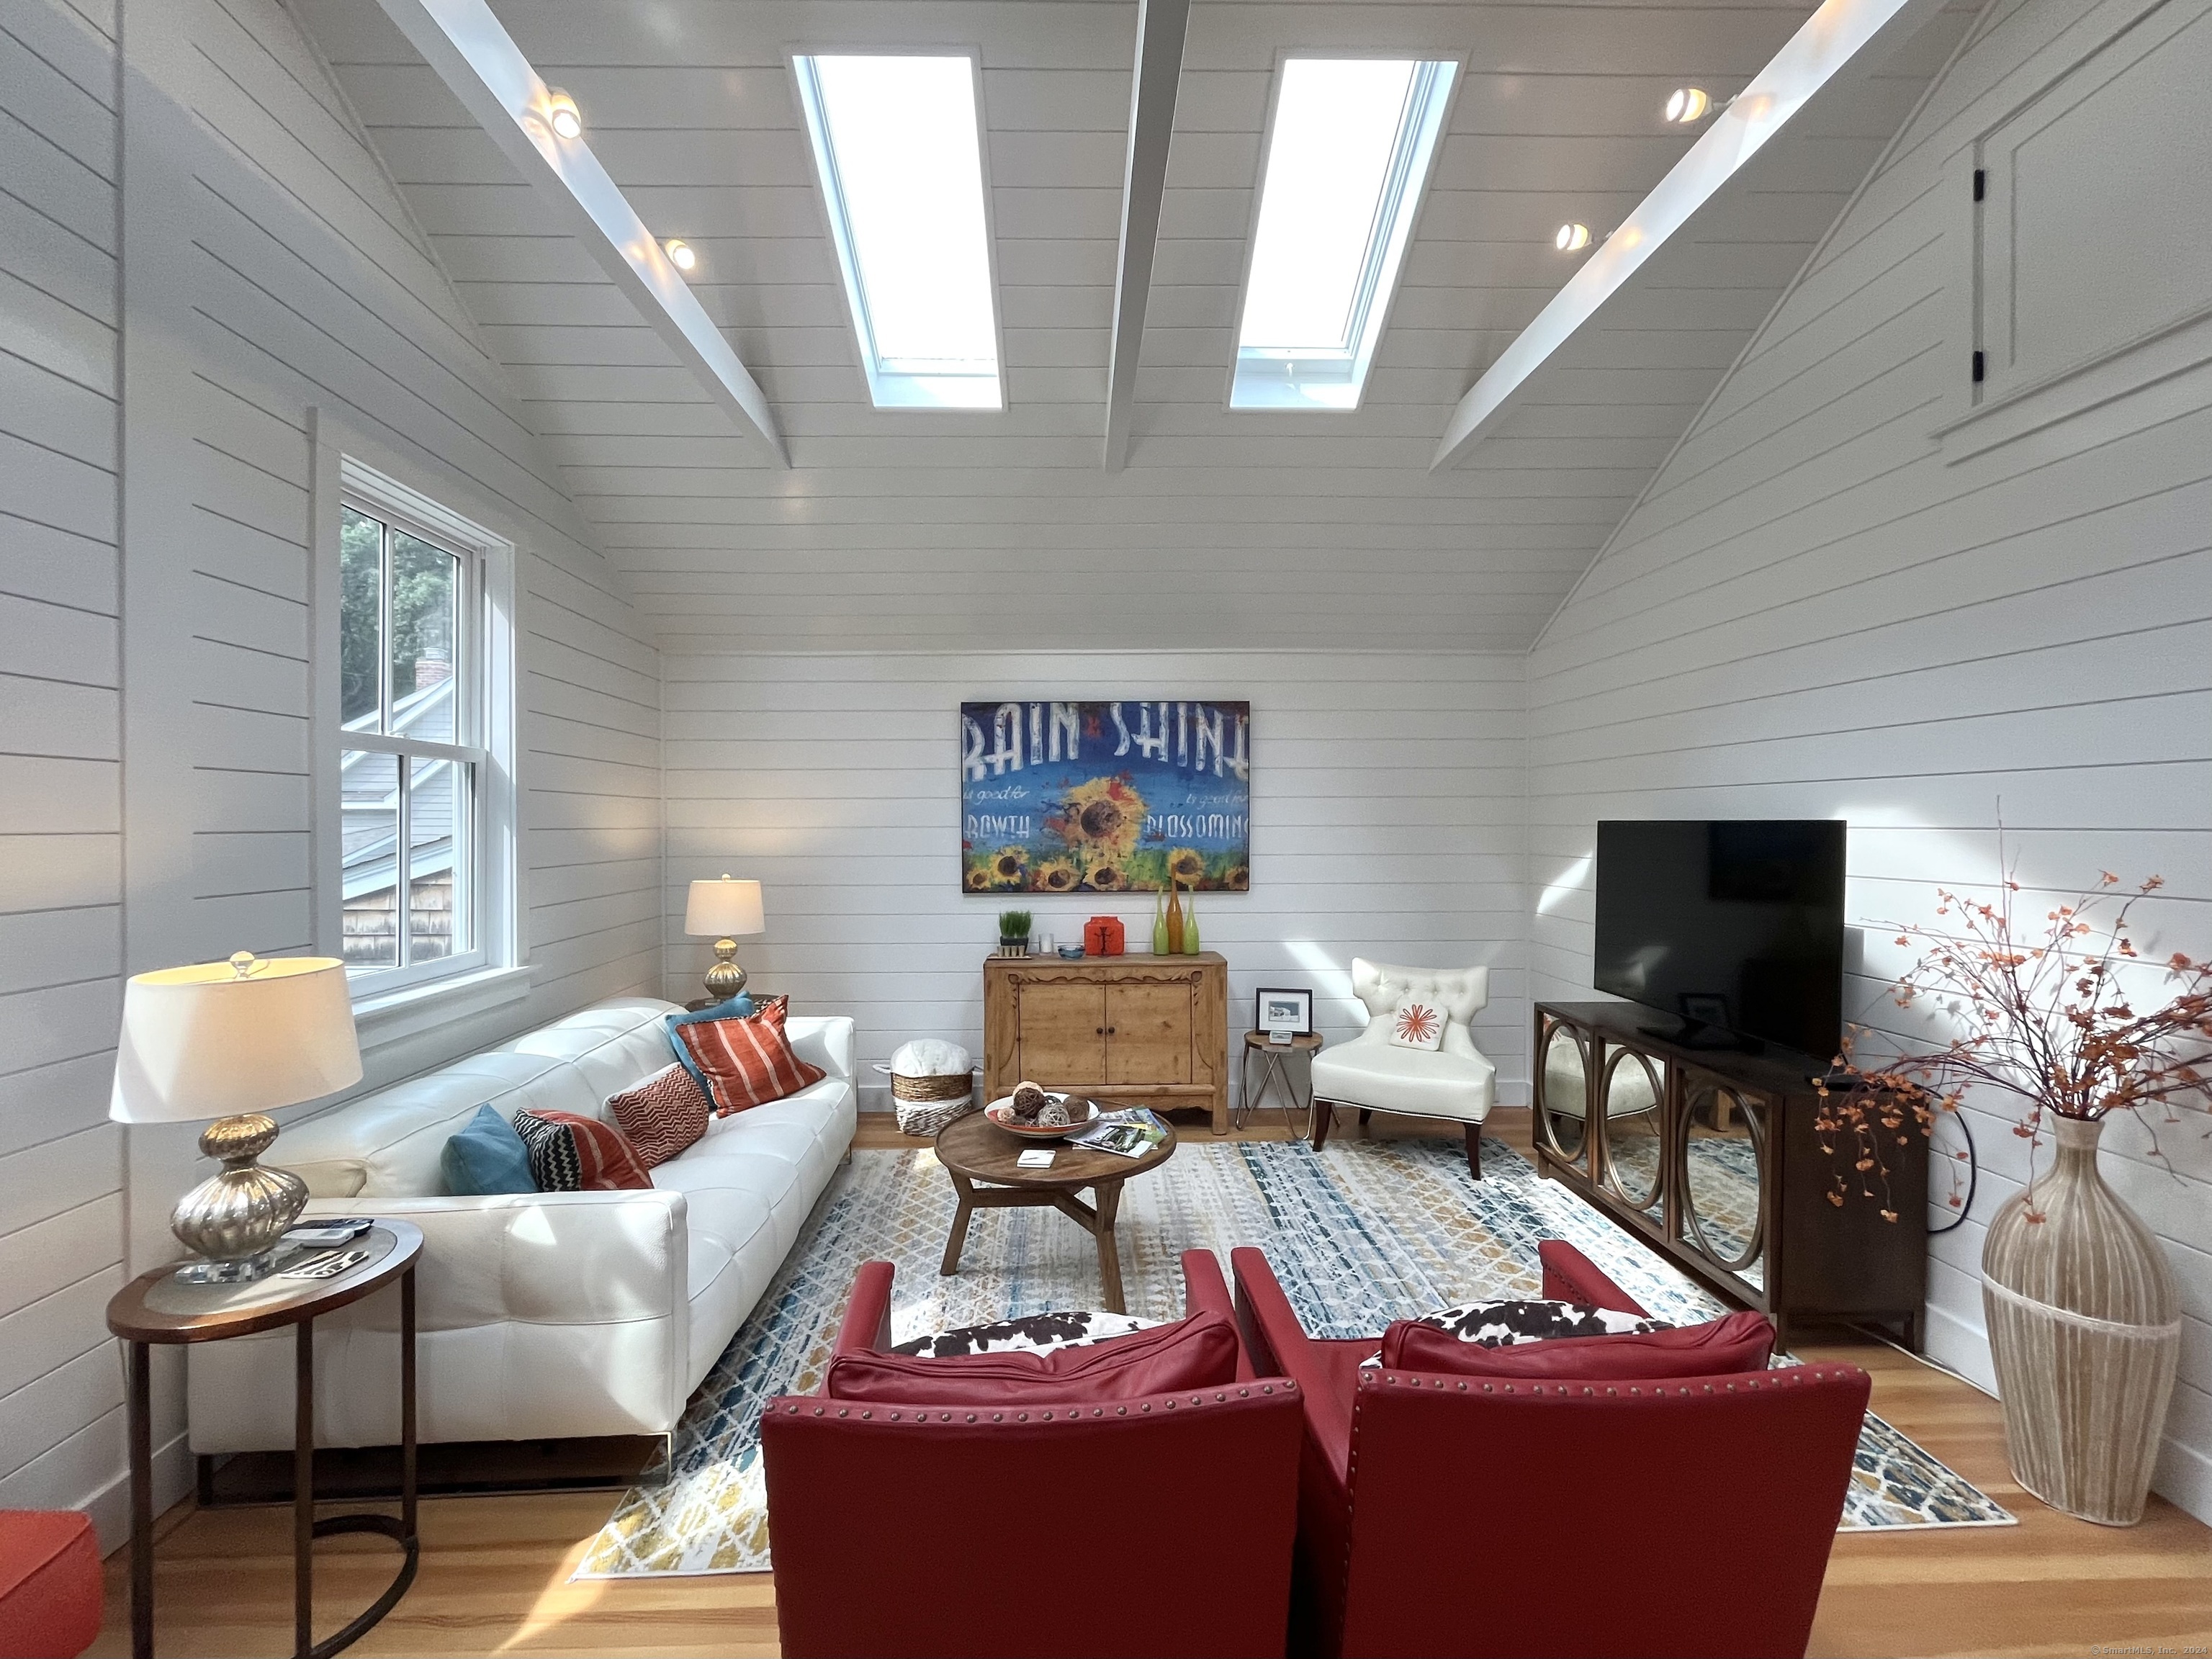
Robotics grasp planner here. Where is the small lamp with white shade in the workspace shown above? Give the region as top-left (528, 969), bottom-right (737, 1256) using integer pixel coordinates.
top-left (109, 951), bottom-right (362, 1283)
top-left (685, 876), bottom-right (765, 1002)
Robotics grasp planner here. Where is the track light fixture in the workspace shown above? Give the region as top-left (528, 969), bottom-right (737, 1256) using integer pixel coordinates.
top-left (663, 238), bottom-right (697, 273)
top-left (1555, 222), bottom-right (1592, 253)
top-left (546, 89), bottom-right (583, 140)
top-left (1664, 86), bottom-right (1741, 125)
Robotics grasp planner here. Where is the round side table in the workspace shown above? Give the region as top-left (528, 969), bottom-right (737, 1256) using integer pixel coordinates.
top-left (934, 1107), bottom-right (1176, 1313)
top-left (1237, 1031), bottom-right (1324, 1136)
top-left (106, 1221), bottom-right (423, 1659)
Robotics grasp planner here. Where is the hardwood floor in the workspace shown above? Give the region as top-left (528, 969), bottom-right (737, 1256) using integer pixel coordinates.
top-left (90, 1110), bottom-right (2212, 1658)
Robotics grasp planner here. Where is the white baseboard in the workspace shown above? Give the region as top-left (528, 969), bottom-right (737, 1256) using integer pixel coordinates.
top-left (82, 1430), bottom-right (191, 1557)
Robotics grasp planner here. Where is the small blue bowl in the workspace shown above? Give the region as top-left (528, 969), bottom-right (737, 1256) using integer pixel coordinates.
top-left (1057, 945), bottom-right (1087, 960)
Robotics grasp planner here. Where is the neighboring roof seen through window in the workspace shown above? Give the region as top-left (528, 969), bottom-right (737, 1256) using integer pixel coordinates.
top-left (793, 54), bottom-right (1003, 410)
top-left (1233, 58), bottom-right (1456, 410)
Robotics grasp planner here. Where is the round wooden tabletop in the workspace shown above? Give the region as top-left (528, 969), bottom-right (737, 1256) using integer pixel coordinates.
top-left (1244, 1030), bottom-right (1323, 1053)
top-left (106, 1220), bottom-right (423, 1344)
top-left (936, 1103), bottom-right (1177, 1188)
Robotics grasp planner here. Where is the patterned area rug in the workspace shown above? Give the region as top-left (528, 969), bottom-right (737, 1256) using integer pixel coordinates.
top-left (575, 1135), bottom-right (2010, 1578)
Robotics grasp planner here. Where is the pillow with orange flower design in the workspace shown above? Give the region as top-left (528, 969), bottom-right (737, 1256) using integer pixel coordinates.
top-left (1388, 995), bottom-right (1446, 1051)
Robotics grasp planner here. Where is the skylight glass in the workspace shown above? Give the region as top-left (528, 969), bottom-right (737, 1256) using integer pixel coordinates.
top-left (793, 54), bottom-right (1003, 410)
top-left (1231, 58), bottom-right (1456, 410)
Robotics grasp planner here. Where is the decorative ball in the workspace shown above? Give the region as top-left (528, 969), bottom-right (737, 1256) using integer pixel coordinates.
top-left (1012, 1082), bottom-right (1048, 1118)
top-left (1038, 1101), bottom-right (1071, 1128)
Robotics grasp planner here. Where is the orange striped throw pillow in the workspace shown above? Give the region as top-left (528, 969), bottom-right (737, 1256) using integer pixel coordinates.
top-left (673, 1002), bottom-right (827, 1115)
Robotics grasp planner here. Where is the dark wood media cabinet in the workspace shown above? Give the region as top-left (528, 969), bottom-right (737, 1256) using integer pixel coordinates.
top-left (1531, 1001), bottom-right (1926, 1351)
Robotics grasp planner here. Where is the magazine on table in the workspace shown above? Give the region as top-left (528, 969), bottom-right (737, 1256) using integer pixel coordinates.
top-left (1066, 1107), bottom-right (1169, 1159)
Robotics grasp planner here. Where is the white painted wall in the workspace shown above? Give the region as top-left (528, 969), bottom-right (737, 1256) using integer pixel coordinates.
top-left (1525, 0), bottom-right (2212, 1523)
top-left (0, 0), bottom-right (127, 1529)
top-left (662, 651), bottom-right (1528, 1111)
top-left (0, 0), bottom-right (664, 1542)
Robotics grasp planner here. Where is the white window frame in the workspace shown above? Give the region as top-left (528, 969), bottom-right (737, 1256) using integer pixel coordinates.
top-left (788, 48), bottom-right (1010, 411)
top-left (1228, 52), bottom-right (1461, 412)
top-left (326, 457), bottom-right (520, 1020)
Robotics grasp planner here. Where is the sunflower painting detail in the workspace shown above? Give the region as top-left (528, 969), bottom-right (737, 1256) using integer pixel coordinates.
top-left (960, 699), bottom-right (1251, 894)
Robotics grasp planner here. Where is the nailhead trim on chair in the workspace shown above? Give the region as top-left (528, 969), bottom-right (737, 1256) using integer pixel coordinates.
top-left (776, 1377), bottom-right (1295, 1426)
top-left (1356, 1366), bottom-right (1858, 1398)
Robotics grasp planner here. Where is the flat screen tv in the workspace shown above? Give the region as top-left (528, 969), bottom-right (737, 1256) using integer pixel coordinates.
top-left (1593, 819), bottom-right (1846, 1061)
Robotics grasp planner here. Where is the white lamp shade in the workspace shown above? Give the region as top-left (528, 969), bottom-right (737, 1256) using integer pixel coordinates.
top-left (110, 955), bottom-right (362, 1125)
top-left (685, 876), bottom-right (765, 938)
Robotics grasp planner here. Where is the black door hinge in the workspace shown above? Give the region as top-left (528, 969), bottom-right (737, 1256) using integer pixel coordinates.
top-left (1973, 168), bottom-right (1985, 202)
top-left (1972, 349), bottom-right (1985, 383)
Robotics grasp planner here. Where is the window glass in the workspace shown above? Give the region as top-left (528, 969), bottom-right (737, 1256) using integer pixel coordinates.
top-left (340, 747), bottom-right (400, 969)
top-left (408, 755), bottom-right (468, 962)
top-left (339, 507), bottom-right (382, 727)
top-left (390, 531), bottom-right (459, 742)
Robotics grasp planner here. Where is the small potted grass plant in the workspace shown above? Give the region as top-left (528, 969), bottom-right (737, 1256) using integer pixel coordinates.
top-left (997, 909), bottom-right (1033, 958)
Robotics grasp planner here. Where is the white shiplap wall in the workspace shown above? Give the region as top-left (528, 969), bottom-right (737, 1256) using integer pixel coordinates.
top-left (0, 0), bottom-right (127, 1525)
top-left (1525, 0), bottom-right (2212, 1523)
top-left (0, 0), bottom-right (665, 1539)
top-left (663, 651), bottom-right (1528, 1109)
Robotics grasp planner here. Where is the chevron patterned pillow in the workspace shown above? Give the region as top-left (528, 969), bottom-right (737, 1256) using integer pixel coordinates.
top-left (606, 1064), bottom-right (711, 1168)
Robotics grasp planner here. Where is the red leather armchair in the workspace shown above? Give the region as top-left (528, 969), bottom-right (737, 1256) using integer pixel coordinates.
top-left (762, 1251), bottom-right (1305, 1659)
top-left (1233, 1241), bottom-right (1871, 1659)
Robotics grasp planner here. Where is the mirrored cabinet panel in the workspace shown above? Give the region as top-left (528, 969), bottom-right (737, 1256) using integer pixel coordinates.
top-left (1596, 1046), bottom-right (1665, 1222)
top-left (1530, 1002), bottom-right (1927, 1351)
top-left (1680, 1076), bottom-right (1765, 1291)
top-left (1535, 1015), bottom-right (1592, 1174)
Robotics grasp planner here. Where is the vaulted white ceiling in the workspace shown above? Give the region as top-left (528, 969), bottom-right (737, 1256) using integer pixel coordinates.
top-left (295, 0), bottom-right (1974, 654)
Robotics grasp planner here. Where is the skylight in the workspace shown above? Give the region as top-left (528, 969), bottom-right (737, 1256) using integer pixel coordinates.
top-left (1231, 58), bottom-right (1456, 410)
top-left (793, 54), bottom-right (1003, 410)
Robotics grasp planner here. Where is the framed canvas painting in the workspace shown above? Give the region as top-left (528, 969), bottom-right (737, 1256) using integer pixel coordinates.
top-left (961, 700), bottom-right (1250, 893)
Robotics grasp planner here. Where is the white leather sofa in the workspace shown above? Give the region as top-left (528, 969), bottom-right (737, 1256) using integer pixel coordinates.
top-left (1308, 958), bottom-right (1496, 1175)
top-left (187, 997), bottom-right (856, 1452)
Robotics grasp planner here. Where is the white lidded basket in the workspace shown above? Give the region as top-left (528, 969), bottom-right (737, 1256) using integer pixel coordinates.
top-left (875, 1039), bottom-right (978, 1136)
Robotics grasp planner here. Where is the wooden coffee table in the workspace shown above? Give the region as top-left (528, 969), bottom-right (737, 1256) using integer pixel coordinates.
top-left (934, 1105), bottom-right (1177, 1314)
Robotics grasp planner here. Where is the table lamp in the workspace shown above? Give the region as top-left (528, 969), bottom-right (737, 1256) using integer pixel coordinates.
top-left (685, 875), bottom-right (765, 1002)
top-left (110, 951), bottom-right (362, 1283)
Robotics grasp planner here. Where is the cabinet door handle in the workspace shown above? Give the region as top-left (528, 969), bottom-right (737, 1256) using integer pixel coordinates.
top-left (1095, 1027), bottom-right (1104, 1035)
top-left (1107, 1027), bottom-right (1116, 1035)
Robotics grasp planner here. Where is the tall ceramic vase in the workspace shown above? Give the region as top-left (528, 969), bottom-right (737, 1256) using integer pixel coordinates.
top-left (1981, 1115), bottom-right (2181, 1525)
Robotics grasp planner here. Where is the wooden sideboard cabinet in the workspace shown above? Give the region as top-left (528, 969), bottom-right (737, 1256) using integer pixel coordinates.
top-left (1531, 1000), bottom-right (1927, 1352)
top-left (984, 953), bottom-right (1229, 1134)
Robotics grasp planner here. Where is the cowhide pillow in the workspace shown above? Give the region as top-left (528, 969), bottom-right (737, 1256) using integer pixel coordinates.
top-left (1361, 1298), bottom-right (1665, 1367)
top-left (891, 1308), bottom-right (1159, 1358)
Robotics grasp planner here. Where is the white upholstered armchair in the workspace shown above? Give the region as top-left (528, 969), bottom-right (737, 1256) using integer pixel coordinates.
top-left (1308, 958), bottom-right (1497, 1177)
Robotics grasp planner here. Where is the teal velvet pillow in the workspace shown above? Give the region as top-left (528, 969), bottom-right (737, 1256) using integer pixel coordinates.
top-left (664, 993), bottom-right (757, 1092)
top-left (441, 1104), bottom-right (536, 1195)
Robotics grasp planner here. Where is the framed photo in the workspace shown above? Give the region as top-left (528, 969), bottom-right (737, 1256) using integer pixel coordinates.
top-left (1254, 987), bottom-right (1313, 1038)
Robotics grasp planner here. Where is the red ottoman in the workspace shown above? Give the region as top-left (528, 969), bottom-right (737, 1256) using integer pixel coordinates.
top-left (0, 1511), bottom-right (100, 1659)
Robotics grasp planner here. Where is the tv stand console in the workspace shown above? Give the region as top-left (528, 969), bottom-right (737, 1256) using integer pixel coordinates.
top-left (1533, 1001), bottom-right (1926, 1351)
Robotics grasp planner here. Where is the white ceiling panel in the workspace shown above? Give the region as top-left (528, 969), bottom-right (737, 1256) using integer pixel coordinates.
top-left (294, 0), bottom-right (1975, 653)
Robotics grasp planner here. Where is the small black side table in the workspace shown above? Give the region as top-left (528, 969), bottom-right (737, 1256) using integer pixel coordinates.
top-left (106, 1221), bottom-right (423, 1659)
top-left (1237, 1030), bottom-right (1324, 1136)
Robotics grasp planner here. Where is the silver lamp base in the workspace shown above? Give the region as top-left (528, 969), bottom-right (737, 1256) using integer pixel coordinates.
top-left (170, 1112), bottom-right (309, 1283)
top-left (703, 938), bottom-right (749, 1004)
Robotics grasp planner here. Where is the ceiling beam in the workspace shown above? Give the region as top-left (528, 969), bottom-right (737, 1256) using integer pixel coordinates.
top-left (374, 0), bottom-right (788, 468)
top-left (1429, 0), bottom-right (1947, 472)
top-left (1102, 0), bottom-right (1192, 471)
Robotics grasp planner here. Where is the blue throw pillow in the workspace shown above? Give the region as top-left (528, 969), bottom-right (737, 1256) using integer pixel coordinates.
top-left (664, 994), bottom-right (755, 1092)
top-left (441, 1103), bottom-right (536, 1195)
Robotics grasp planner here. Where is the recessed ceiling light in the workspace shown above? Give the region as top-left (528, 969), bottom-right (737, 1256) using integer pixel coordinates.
top-left (547, 89), bottom-right (583, 139)
top-left (1664, 86), bottom-right (1714, 124)
top-left (664, 238), bottom-right (697, 272)
top-left (1555, 222), bottom-right (1591, 252)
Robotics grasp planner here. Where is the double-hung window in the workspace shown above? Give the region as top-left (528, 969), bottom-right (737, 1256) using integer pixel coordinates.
top-left (336, 472), bottom-right (510, 996)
